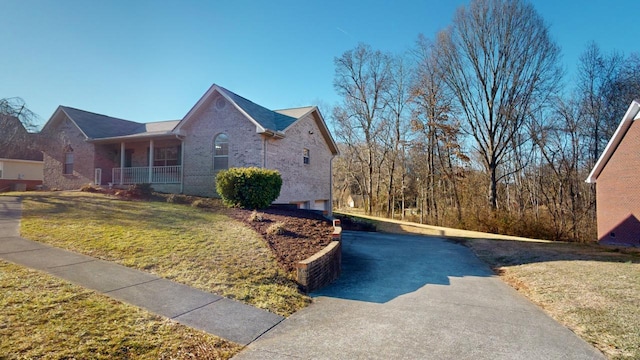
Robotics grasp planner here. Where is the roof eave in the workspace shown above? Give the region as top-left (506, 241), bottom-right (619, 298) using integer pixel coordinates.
top-left (175, 84), bottom-right (266, 134)
top-left (87, 131), bottom-right (178, 144)
top-left (586, 99), bottom-right (640, 183)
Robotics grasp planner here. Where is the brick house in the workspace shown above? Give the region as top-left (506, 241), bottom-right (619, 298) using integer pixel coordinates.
top-left (0, 114), bottom-right (43, 191)
top-left (40, 84), bottom-right (339, 213)
top-left (586, 99), bottom-right (640, 246)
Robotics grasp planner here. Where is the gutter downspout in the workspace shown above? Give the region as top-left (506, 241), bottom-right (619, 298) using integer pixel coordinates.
top-left (329, 155), bottom-right (334, 216)
top-left (263, 137), bottom-right (267, 168)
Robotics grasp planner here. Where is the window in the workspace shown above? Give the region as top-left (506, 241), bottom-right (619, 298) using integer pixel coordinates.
top-left (63, 148), bottom-right (74, 175)
top-left (214, 133), bottom-right (229, 171)
top-left (303, 148), bottom-right (310, 164)
top-left (153, 147), bottom-right (180, 166)
top-left (0, 162), bottom-right (3, 179)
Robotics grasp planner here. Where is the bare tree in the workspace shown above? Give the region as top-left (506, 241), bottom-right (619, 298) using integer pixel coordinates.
top-left (411, 34), bottom-right (466, 223)
top-left (577, 42), bottom-right (624, 166)
top-left (333, 43), bottom-right (392, 214)
top-left (0, 97), bottom-right (41, 160)
top-left (383, 55), bottom-right (412, 217)
top-left (0, 97), bottom-right (38, 131)
top-left (436, 0), bottom-right (562, 210)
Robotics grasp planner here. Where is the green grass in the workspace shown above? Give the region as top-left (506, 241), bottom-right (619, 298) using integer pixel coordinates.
top-left (0, 260), bottom-right (240, 359)
top-left (466, 240), bottom-right (640, 360)
top-left (17, 192), bottom-right (309, 316)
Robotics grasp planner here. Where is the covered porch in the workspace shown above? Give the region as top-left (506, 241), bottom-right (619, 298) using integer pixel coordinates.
top-left (93, 135), bottom-right (184, 192)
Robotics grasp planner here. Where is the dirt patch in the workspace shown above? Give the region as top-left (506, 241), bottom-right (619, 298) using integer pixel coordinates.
top-left (229, 208), bottom-right (333, 273)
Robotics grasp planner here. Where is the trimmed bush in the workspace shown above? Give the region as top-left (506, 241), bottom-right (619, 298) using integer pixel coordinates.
top-left (216, 167), bottom-right (282, 209)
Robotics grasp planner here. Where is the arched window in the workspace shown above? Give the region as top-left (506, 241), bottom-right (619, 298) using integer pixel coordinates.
top-left (213, 133), bottom-right (229, 172)
top-left (63, 145), bottom-right (74, 175)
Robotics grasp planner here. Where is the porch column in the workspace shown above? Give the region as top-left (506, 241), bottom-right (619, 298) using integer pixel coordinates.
top-left (120, 142), bottom-right (125, 185)
top-left (180, 138), bottom-right (185, 194)
top-left (148, 139), bottom-right (154, 183)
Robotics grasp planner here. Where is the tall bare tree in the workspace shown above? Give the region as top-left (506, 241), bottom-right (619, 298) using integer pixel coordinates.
top-left (436, 0), bottom-right (562, 210)
top-left (0, 97), bottom-right (41, 160)
top-left (383, 55), bottom-right (412, 217)
top-left (411, 34), bottom-right (467, 223)
top-left (333, 43), bottom-right (392, 214)
top-left (577, 42), bottom-right (624, 166)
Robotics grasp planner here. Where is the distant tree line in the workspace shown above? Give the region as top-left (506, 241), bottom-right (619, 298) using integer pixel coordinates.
top-left (331, 0), bottom-right (640, 242)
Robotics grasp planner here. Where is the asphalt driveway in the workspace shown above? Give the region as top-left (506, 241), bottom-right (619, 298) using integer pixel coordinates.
top-left (235, 231), bottom-right (604, 359)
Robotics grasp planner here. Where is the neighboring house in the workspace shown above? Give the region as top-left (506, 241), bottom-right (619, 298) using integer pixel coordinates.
top-left (346, 194), bottom-right (367, 208)
top-left (0, 114), bottom-right (43, 191)
top-left (586, 99), bottom-right (640, 246)
top-left (40, 84), bottom-right (339, 213)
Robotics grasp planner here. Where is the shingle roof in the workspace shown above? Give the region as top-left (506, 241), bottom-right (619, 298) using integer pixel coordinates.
top-left (60, 106), bottom-right (145, 139)
top-left (59, 107), bottom-right (178, 140)
top-left (218, 86), bottom-right (298, 131)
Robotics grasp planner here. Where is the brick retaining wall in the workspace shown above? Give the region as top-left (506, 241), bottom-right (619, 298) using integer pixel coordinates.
top-left (296, 219), bottom-right (342, 293)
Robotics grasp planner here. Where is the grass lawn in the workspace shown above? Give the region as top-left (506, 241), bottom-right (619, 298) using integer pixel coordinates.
top-left (16, 192), bottom-right (309, 316)
top-left (0, 260), bottom-right (240, 359)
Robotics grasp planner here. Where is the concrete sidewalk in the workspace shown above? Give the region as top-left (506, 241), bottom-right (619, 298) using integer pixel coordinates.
top-left (0, 196), bottom-right (283, 346)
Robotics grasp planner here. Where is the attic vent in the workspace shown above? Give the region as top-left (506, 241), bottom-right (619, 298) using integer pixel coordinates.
top-left (216, 97), bottom-right (226, 110)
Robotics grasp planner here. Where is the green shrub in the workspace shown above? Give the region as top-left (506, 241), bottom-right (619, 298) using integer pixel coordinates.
top-left (216, 167), bottom-right (282, 209)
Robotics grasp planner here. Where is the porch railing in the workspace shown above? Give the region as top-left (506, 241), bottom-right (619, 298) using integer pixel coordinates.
top-left (112, 166), bottom-right (182, 185)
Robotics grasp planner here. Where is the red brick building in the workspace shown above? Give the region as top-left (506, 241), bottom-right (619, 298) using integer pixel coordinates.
top-left (586, 100), bottom-right (640, 246)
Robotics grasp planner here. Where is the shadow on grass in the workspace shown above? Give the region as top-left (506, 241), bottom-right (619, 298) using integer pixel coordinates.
top-left (18, 193), bottom-right (219, 231)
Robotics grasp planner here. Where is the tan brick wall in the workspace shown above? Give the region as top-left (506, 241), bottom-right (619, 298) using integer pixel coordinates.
top-left (267, 112), bottom-right (333, 211)
top-left (41, 116), bottom-right (95, 190)
top-left (181, 94), bottom-right (263, 196)
top-left (296, 221), bottom-right (342, 292)
top-left (596, 120), bottom-right (640, 245)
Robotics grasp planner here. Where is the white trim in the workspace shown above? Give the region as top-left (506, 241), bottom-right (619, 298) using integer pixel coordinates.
top-left (586, 100), bottom-right (640, 183)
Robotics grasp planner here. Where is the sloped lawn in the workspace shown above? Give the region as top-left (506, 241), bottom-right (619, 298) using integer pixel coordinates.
top-left (18, 192), bottom-right (309, 316)
top-left (0, 260), bottom-right (240, 359)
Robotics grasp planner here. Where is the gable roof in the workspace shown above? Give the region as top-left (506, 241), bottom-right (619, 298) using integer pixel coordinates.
top-left (42, 106), bottom-right (178, 141)
top-left (39, 83), bottom-right (339, 155)
top-left (176, 84), bottom-right (297, 134)
top-left (222, 86), bottom-right (298, 131)
top-left (59, 106), bottom-right (145, 139)
top-left (586, 99), bottom-right (640, 183)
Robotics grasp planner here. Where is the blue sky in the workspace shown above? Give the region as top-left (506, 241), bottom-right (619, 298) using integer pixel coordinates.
top-left (1, 0), bottom-right (638, 128)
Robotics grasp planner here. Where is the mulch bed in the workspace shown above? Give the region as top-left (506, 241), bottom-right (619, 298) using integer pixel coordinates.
top-left (229, 208), bottom-right (333, 273)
